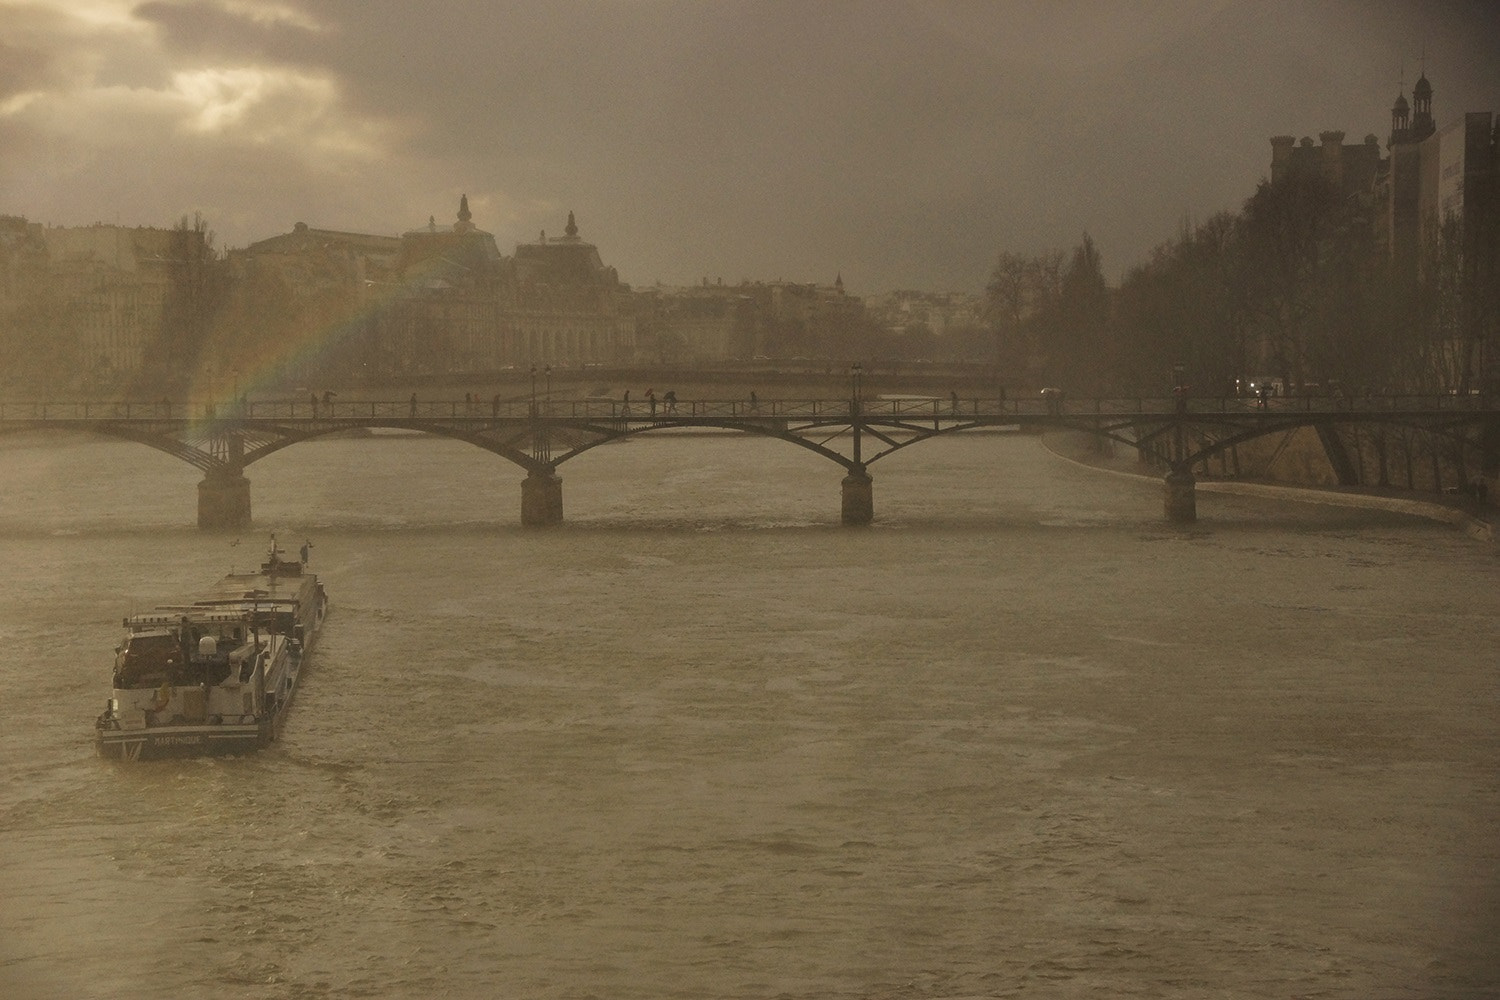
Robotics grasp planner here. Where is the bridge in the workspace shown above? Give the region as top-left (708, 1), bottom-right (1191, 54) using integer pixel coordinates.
top-left (2, 393), bottom-right (1495, 528)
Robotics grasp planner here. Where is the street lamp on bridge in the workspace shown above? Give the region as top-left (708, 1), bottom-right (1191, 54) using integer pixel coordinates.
top-left (850, 361), bottom-right (864, 467)
top-left (530, 364), bottom-right (538, 415)
top-left (545, 365), bottom-right (553, 414)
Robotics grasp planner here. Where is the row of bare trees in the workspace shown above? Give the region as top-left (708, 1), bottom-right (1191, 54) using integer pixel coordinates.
top-left (983, 236), bottom-right (1111, 393)
top-left (988, 168), bottom-right (1498, 398)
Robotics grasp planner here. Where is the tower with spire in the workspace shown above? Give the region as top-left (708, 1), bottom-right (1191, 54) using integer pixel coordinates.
top-left (1411, 73), bottom-right (1435, 140)
top-left (1387, 72), bottom-right (1440, 277)
top-left (1390, 90), bottom-right (1410, 144)
top-left (1391, 74), bottom-right (1436, 148)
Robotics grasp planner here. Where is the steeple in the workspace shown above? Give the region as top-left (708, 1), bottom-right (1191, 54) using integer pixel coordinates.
top-left (564, 210), bottom-right (579, 240)
top-left (455, 194), bottom-right (474, 232)
top-left (1411, 72), bottom-right (1434, 139)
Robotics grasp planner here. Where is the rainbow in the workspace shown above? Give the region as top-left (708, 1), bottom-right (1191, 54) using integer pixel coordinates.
top-left (183, 249), bottom-right (471, 424)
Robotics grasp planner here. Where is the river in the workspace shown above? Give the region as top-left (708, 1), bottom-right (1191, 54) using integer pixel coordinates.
top-left (1, 429), bottom-right (1496, 999)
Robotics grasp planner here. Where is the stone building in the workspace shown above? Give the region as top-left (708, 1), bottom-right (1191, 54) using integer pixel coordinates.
top-left (1384, 74), bottom-right (1440, 273)
top-left (0, 217), bottom-right (191, 387)
top-left (634, 283), bottom-right (762, 362)
top-left (380, 196), bottom-right (507, 374)
top-left (233, 201), bottom-right (637, 380)
top-left (752, 275), bottom-right (863, 358)
top-left (635, 276), bottom-right (865, 362)
top-left (510, 211), bottom-right (637, 366)
top-left (1405, 108), bottom-right (1499, 269)
top-left (0, 214), bottom-right (51, 316)
top-left (1271, 73), bottom-right (1498, 279)
top-left (1383, 77), bottom-right (1499, 388)
top-left (236, 221), bottom-right (402, 286)
top-left (1269, 130), bottom-right (1385, 196)
top-left (1374, 74), bottom-right (1499, 279)
top-left (866, 289), bottom-right (987, 339)
top-left (228, 221), bottom-right (403, 381)
top-left (1268, 73), bottom-right (1499, 389)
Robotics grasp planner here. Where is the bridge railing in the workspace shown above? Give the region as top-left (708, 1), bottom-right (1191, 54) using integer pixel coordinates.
top-left (0, 393), bottom-right (1492, 422)
top-left (0, 400), bottom-right (203, 420)
top-left (1171, 393), bottom-right (1495, 414)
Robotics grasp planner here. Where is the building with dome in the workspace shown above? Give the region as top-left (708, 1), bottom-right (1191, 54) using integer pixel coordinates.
top-left (509, 211), bottom-right (637, 366)
top-left (376, 195), bottom-right (508, 374)
top-left (233, 200), bottom-right (638, 380)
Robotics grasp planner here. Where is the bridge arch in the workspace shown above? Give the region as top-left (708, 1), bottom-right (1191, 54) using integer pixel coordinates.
top-left (546, 417), bottom-right (865, 472)
top-left (4, 395), bottom-right (1494, 528)
top-left (229, 420), bottom-right (541, 474)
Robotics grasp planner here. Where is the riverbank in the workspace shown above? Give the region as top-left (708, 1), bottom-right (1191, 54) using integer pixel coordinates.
top-left (1043, 430), bottom-right (1496, 544)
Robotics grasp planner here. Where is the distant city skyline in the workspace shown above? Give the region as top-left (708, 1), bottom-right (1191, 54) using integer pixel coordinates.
top-left (2, 1), bottom-right (1497, 294)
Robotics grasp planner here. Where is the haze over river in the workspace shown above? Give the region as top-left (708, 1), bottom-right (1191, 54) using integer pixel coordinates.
top-left (1, 429), bottom-right (1496, 999)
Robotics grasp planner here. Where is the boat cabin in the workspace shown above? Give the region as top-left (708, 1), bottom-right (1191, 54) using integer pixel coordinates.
top-left (114, 611), bottom-right (263, 690)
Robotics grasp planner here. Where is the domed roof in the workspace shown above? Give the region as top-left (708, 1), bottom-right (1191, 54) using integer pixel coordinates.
top-left (1413, 74), bottom-right (1432, 97)
top-left (1393, 93), bottom-right (1409, 112)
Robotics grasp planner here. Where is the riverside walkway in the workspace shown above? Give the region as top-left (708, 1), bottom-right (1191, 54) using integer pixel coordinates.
top-left (2, 393), bottom-right (1495, 528)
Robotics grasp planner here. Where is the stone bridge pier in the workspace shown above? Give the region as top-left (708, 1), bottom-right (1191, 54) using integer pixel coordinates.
top-left (841, 467), bottom-right (873, 525)
top-left (1163, 468), bottom-right (1196, 523)
top-left (522, 469), bottom-right (564, 526)
top-left (198, 469), bottom-right (251, 529)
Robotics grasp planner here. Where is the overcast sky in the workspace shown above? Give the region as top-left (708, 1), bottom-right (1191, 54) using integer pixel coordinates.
top-left (2, 1), bottom-right (1497, 294)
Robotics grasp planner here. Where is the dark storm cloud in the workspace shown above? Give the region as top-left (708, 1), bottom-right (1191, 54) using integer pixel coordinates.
top-left (3, 0), bottom-right (1497, 292)
top-left (133, 0), bottom-right (330, 64)
top-left (0, 40), bottom-right (52, 101)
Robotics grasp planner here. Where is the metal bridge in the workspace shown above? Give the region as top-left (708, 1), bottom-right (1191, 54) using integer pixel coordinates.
top-left (2, 393), bottom-right (1495, 528)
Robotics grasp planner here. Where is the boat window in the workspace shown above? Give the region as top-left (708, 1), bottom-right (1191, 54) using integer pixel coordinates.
top-left (203, 654), bottom-right (234, 686)
top-left (115, 633), bottom-right (183, 688)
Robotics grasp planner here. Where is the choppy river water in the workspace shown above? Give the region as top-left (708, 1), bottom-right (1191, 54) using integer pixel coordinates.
top-left (0, 430), bottom-right (1496, 999)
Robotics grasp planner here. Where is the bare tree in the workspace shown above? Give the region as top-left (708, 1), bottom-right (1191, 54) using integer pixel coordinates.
top-left (136, 213), bottom-right (225, 395)
top-left (985, 251), bottom-right (1029, 378)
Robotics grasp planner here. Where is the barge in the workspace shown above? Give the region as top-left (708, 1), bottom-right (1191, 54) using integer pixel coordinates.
top-left (95, 538), bottom-right (329, 760)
